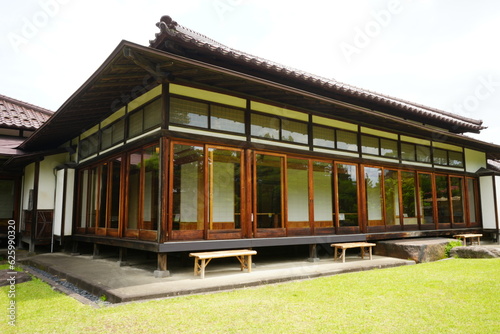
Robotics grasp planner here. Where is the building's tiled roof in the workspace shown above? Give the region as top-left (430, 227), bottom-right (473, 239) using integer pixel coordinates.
top-left (150, 15), bottom-right (485, 134)
top-left (0, 94), bottom-right (53, 130)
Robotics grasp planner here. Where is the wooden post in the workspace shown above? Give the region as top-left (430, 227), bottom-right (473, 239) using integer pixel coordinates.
top-left (154, 253), bottom-right (170, 278)
top-left (71, 241), bottom-right (80, 256)
top-left (92, 243), bottom-right (101, 259)
top-left (118, 247), bottom-right (128, 266)
top-left (308, 244), bottom-right (319, 262)
top-left (29, 160), bottom-right (41, 253)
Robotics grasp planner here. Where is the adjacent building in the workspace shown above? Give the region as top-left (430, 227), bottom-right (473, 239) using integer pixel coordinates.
top-left (2, 16), bottom-right (500, 274)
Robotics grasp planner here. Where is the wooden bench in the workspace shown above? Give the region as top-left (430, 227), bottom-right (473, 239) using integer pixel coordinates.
top-left (189, 249), bottom-right (257, 279)
top-left (331, 242), bottom-right (376, 263)
top-left (454, 233), bottom-right (482, 246)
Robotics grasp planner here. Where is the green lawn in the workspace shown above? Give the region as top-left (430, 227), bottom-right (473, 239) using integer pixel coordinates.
top-left (1, 259), bottom-right (499, 334)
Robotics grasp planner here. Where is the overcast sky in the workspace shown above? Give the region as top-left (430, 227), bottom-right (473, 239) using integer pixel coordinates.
top-left (1, 0), bottom-right (499, 144)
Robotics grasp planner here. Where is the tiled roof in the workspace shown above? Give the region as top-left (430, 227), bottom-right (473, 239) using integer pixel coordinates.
top-left (150, 15), bottom-right (485, 134)
top-left (0, 94), bottom-right (53, 130)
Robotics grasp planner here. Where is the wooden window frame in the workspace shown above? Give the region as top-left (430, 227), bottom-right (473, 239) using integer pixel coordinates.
top-left (168, 140), bottom-right (246, 241)
top-left (124, 143), bottom-right (160, 241)
top-left (169, 95), bottom-right (246, 136)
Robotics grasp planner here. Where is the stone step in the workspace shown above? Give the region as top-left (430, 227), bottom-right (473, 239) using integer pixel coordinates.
top-left (374, 238), bottom-right (457, 263)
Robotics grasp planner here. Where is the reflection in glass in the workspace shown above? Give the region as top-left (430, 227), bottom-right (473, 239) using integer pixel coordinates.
top-left (451, 177), bottom-right (465, 224)
top-left (127, 151), bottom-right (141, 229)
top-left (173, 144), bottom-right (204, 231)
top-left (384, 170), bottom-right (399, 226)
top-left (467, 178), bottom-right (478, 224)
top-left (365, 167), bottom-right (383, 226)
top-left (109, 158), bottom-right (121, 229)
top-left (337, 164), bottom-right (358, 227)
top-left (401, 172), bottom-right (418, 225)
top-left (419, 173), bottom-right (434, 224)
top-left (256, 154), bottom-right (283, 228)
top-left (313, 161), bottom-right (334, 228)
top-left (208, 148), bottom-right (241, 230)
top-left (436, 175), bottom-right (451, 224)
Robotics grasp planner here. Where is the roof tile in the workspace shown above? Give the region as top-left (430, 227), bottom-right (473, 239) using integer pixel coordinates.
top-left (0, 94), bottom-right (53, 130)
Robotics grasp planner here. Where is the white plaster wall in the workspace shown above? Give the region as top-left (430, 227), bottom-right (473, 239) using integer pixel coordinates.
top-left (37, 154), bottom-right (67, 210)
top-left (53, 169), bottom-right (75, 236)
top-left (465, 148), bottom-right (487, 173)
top-left (22, 163), bottom-right (35, 210)
top-left (480, 175), bottom-right (496, 229)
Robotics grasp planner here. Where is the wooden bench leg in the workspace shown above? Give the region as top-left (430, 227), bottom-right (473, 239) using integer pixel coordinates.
top-left (369, 246), bottom-right (373, 260)
top-left (248, 255), bottom-right (252, 273)
top-left (200, 259), bottom-right (206, 279)
top-left (342, 248), bottom-right (346, 263)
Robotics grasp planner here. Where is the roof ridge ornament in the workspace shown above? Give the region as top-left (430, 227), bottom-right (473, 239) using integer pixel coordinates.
top-left (159, 15), bottom-right (178, 30)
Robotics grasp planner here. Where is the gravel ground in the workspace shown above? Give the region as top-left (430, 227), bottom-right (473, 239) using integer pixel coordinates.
top-left (22, 265), bottom-right (111, 306)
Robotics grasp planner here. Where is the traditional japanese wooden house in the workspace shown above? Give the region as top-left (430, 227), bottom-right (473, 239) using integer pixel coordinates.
top-left (4, 16), bottom-right (500, 275)
top-left (0, 94), bottom-right (53, 245)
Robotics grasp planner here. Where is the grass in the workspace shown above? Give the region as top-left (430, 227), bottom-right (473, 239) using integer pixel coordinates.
top-left (1, 259), bottom-right (499, 333)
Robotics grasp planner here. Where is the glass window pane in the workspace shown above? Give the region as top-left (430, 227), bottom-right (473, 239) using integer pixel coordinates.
top-left (467, 178), bottom-right (478, 223)
top-left (79, 170), bottom-right (88, 228)
top-left (401, 143), bottom-right (416, 161)
top-left (313, 161), bottom-right (334, 228)
top-left (209, 148), bottom-right (241, 230)
top-left (433, 148), bottom-right (448, 166)
top-left (88, 167), bottom-right (98, 230)
top-left (101, 127), bottom-right (112, 150)
top-left (381, 139), bottom-right (398, 158)
top-left (282, 119), bottom-right (308, 144)
top-left (361, 135), bottom-right (379, 155)
top-left (401, 172), bottom-right (418, 225)
top-left (98, 164), bottom-right (108, 228)
top-left (451, 177), bottom-right (465, 224)
top-left (142, 146), bottom-right (159, 231)
top-left (144, 99), bottom-right (162, 130)
top-left (384, 170), bottom-right (400, 226)
top-left (170, 97), bottom-right (208, 128)
top-left (173, 144), bottom-right (204, 231)
top-left (251, 114), bottom-right (279, 140)
top-left (436, 175), bottom-right (451, 224)
top-left (419, 173), bottom-right (434, 224)
top-left (337, 130), bottom-right (358, 151)
top-left (127, 151), bottom-right (141, 229)
top-left (448, 151), bottom-right (464, 167)
top-left (416, 145), bottom-right (431, 163)
top-left (313, 126), bottom-right (335, 148)
top-left (129, 110), bottom-right (143, 138)
top-left (255, 154), bottom-right (283, 228)
top-left (287, 158), bottom-right (309, 228)
top-left (337, 164), bottom-right (358, 227)
top-left (365, 167), bottom-right (383, 226)
top-left (112, 119), bottom-right (125, 145)
top-left (109, 158), bottom-right (121, 229)
top-left (211, 105), bottom-right (245, 134)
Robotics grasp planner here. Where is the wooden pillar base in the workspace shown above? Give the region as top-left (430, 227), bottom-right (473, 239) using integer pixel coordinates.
top-left (308, 244), bottom-right (319, 262)
top-left (118, 247), bottom-right (128, 266)
top-left (154, 253), bottom-right (170, 278)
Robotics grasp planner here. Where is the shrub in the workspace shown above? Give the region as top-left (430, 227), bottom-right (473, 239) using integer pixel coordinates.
top-left (445, 240), bottom-right (463, 257)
